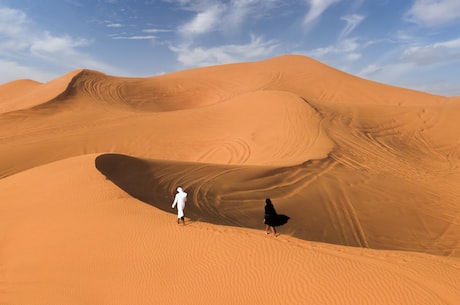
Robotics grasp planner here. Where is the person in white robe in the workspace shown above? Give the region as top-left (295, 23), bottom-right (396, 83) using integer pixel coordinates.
top-left (172, 186), bottom-right (187, 224)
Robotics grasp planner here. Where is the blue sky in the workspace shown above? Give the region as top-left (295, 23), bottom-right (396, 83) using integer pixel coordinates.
top-left (1, 0), bottom-right (460, 96)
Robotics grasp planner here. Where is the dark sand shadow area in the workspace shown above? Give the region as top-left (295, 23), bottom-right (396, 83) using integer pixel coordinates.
top-left (95, 153), bottom-right (291, 231)
top-left (94, 153), bottom-right (460, 255)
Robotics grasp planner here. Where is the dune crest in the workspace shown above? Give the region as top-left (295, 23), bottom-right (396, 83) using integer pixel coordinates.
top-left (0, 70), bottom-right (83, 114)
top-left (0, 79), bottom-right (42, 100)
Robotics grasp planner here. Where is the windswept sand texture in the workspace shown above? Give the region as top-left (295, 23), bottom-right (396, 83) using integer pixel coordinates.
top-left (1, 55), bottom-right (459, 304)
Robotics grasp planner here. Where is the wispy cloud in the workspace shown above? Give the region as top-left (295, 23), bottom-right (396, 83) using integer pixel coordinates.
top-left (111, 35), bottom-right (156, 40)
top-left (106, 23), bottom-right (123, 28)
top-left (142, 28), bottom-right (172, 34)
top-left (170, 0), bottom-right (282, 66)
top-left (303, 0), bottom-right (341, 26)
top-left (170, 34), bottom-right (278, 67)
top-left (357, 59), bottom-right (459, 95)
top-left (0, 6), bottom-right (124, 82)
top-left (339, 14), bottom-right (364, 39)
top-left (221, 0), bottom-right (281, 32)
top-left (175, 0), bottom-right (282, 37)
top-left (178, 3), bottom-right (224, 36)
top-left (357, 64), bottom-right (381, 77)
top-left (345, 52), bottom-right (361, 61)
top-left (0, 60), bottom-right (56, 83)
top-left (30, 32), bottom-right (90, 54)
top-left (406, 0), bottom-right (460, 27)
top-left (360, 62), bottom-right (416, 85)
top-left (354, 33), bottom-right (460, 95)
top-left (308, 37), bottom-right (360, 59)
top-left (401, 37), bottom-right (460, 65)
top-left (0, 7), bottom-right (28, 37)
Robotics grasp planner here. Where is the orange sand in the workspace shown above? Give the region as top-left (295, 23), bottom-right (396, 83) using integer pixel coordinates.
top-left (1, 55), bottom-right (459, 304)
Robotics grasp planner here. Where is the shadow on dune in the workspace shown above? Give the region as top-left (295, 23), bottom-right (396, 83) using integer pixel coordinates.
top-left (93, 153), bottom-right (460, 256)
top-left (95, 153), bottom-right (172, 211)
top-left (95, 153), bottom-right (291, 230)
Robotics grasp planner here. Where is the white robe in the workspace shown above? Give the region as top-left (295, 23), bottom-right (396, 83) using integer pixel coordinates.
top-left (172, 189), bottom-right (187, 218)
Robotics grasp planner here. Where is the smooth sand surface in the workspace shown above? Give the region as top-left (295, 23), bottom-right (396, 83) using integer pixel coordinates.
top-left (1, 55), bottom-right (459, 304)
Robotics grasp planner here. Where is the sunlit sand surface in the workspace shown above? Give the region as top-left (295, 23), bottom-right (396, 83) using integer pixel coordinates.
top-left (1, 55), bottom-right (459, 304)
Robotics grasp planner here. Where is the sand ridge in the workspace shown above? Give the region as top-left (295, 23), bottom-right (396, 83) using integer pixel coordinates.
top-left (1, 55), bottom-right (459, 304)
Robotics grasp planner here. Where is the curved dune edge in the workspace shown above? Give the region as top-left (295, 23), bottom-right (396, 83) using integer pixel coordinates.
top-left (0, 88), bottom-right (334, 178)
top-left (0, 70), bottom-right (83, 114)
top-left (1, 55), bottom-right (452, 115)
top-left (0, 79), bottom-right (42, 101)
top-left (1, 154), bottom-right (459, 305)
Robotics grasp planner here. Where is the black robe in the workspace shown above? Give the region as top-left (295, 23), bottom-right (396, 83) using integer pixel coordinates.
top-left (264, 203), bottom-right (277, 226)
top-left (264, 203), bottom-right (290, 227)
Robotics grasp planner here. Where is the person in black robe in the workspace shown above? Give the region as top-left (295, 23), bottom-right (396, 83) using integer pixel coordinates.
top-left (264, 198), bottom-right (277, 236)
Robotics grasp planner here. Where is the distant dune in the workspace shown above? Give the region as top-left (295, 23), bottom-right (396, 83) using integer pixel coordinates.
top-left (1, 55), bottom-right (459, 304)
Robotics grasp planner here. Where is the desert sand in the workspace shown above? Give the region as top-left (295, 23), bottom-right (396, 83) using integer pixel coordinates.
top-left (1, 55), bottom-right (459, 304)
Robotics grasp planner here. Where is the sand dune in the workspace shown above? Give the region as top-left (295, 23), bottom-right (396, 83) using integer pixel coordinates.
top-left (1, 55), bottom-right (459, 304)
top-left (1, 154), bottom-right (459, 305)
top-left (0, 70), bottom-right (82, 114)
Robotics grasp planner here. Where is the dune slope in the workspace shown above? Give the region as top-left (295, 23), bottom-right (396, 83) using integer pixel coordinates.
top-left (1, 55), bottom-right (459, 256)
top-left (1, 154), bottom-right (459, 305)
top-left (2, 54), bottom-right (460, 304)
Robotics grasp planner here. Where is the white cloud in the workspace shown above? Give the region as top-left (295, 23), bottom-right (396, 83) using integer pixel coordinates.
top-left (175, 0), bottom-right (282, 37)
top-left (402, 45), bottom-right (449, 65)
top-left (357, 64), bottom-right (381, 77)
top-left (414, 80), bottom-right (460, 96)
top-left (339, 14), bottom-right (364, 39)
top-left (0, 7), bottom-right (28, 36)
top-left (0, 60), bottom-right (56, 84)
top-left (170, 34), bottom-right (278, 67)
top-left (308, 37), bottom-right (360, 58)
top-left (346, 52), bottom-right (361, 61)
top-left (434, 37), bottom-right (460, 48)
top-left (178, 4), bottom-right (224, 36)
top-left (401, 37), bottom-right (460, 65)
top-left (225, 0), bottom-right (257, 28)
top-left (143, 28), bottom-right (172, 33)
top-left (0, 39), bottom-right (29, 53)
top-left (359, 61), bottom-right (460, 96)
top-left (303, 0), bottom-right (341, 25)
top-left (406, 0), bottom-right (460, 27)
top-left (341, 38), bottom-right (360, 52)
top-left (0, 6), bottom-right (125, 82)
top-left (359, 62), bottom-right (416, 84)
top-left (30, 32), bottom-right (90, 54)
top-left (0, 7), bottom-right (30, 54)
top-left (112, 35), bottom-right (156, 40)
top-left (224, 0), bottom-right (280, 31)
top-left (107, 23), bottom-right (123, 28)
